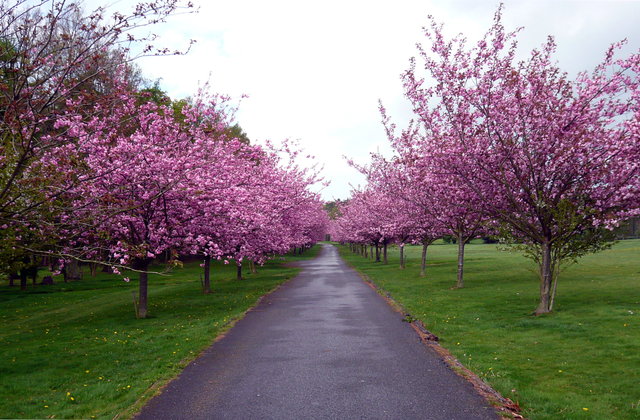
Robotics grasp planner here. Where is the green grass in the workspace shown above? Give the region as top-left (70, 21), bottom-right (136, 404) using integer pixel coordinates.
top-left (0, 246), bottom-right (319, 419)
top-left (338, 240), bottom-right (640, 420)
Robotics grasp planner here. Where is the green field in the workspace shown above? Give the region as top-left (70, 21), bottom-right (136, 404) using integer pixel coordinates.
top-left (338, 240), bottom-right (640, 420)
top-left (0, 247), bottom-right (319, 419)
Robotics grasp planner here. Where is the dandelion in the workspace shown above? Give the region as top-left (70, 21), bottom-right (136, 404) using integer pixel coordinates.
top-left (583, 407), bottom-right (589, 411)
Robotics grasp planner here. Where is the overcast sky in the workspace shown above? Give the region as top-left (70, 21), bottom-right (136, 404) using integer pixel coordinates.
top-left (87, 0), bottom-right (640, 201)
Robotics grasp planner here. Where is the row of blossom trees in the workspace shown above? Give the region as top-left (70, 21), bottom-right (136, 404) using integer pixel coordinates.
top-left (332, 6), bottom-right (640, 315)
top-left (1, 1), bottom-right (328, 318)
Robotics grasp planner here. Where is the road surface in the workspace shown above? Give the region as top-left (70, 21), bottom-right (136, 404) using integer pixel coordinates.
top-left (137, 243), bottom-right (497, 419)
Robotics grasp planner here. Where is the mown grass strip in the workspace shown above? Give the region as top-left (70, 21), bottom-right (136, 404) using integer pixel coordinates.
top-left (0, 247), bottom-right (319, 419)
top-left (338, 240), bottom-right (640, 420)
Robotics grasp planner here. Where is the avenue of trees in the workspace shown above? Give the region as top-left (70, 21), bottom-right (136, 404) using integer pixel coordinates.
top-left (0, 0), bottom-right (328, 318)
top-left (332, 6), bottom-right (640, 315)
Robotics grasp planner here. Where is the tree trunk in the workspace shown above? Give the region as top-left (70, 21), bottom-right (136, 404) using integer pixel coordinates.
top-left (64, 260), bottom-right (82, 282)
top-left (535, 241), bottom-right (553, 315)
top-left (202, 255), bottom-right (211, 294)
top-left (549, 274), bottom-right (559, 312)
top-left (383, 241), bottom-right (388, 264)
top-left (90, 263), bottom-right (98, 277)
top-left (456, 233), bottom-right (465, 288)
top-left (19, 269), bottom-right (27, 291)
top-left (137, 259), bottom-right (150, 319)
top-left (420, 242), bottom-right (429, 277)
top-left (369, 245), bottom-right (374, 259)
top-left (399, 244), bottom-right (405, 269)
top-left (364, 245), bottom-right (368, 258)
top-left (375, 244), bottom-right (380, 262)
top-left (236, 262), bottom-right (242, 281)
top-left (250, 260), bottom-right (257, 274)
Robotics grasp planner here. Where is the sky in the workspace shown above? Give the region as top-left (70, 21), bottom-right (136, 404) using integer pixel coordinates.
top-left (85, 0), bottom-right (640, 201)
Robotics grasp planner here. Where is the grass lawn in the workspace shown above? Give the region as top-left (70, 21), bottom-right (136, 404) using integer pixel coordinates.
top-left (338, 240), bottom-right (640, 420)
top-left (0, 246), bottom-right (319, 419)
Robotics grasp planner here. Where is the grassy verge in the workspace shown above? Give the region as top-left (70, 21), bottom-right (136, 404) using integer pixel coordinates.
top-left (338, 240), bottom-right (640, 420)
top-left (0, 246), bottom-right (319, 419)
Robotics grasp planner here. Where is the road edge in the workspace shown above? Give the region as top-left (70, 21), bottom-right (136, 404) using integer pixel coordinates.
top-left (122, 247), bottom-right (323, 420)
top-left (335, 245), bottom-right (525, 420)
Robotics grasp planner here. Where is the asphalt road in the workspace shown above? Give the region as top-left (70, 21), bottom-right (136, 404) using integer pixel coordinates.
top-left (137, 243), bottom-right (497, 420)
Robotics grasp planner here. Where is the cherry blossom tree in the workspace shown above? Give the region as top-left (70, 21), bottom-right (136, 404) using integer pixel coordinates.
top-left (50, 83), bottom-right (242, 317)
top-left (0, 0), bottom-right (193, 275)
top-left (399, 5), bottom-right (640, 313)
top-left (364, 151), bottom-right (447, 276)
top-left (332, 188), bottom-right (408, 265)
top-left (362, 120), bottom-right (485, 287)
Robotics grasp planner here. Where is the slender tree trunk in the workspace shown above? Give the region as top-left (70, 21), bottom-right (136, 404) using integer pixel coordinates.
top-left (549, 274), bottom-right (559, 312)
top-left (375, 244), bottom-right (380, 262)
top-left (236, 262), bottom-right (242, 281)
top-left (535, 241), bottom-right (553, 315)
top-left (202, 255), bottom-right (211, 294)
top-left (250, 260), bottom-right (257, 274)
top-left (364, 245), bottom-right (368, 258)
top-left (137, 259), bottom-right (150, 319)
top-left (383, 241), bottom-right (388, 264)
top-left (456, 233), bottom-right (465, 288)
top-left (399, 244), bottom-right (405, 269)
top-left (420, 242), bottom-right (429, 277)
top-left (19, 269), bottom-right (27, 291)
top-left (369, 245), bottom-right (373, 259)
top-left (90, 262), bottom-right (98, 277)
